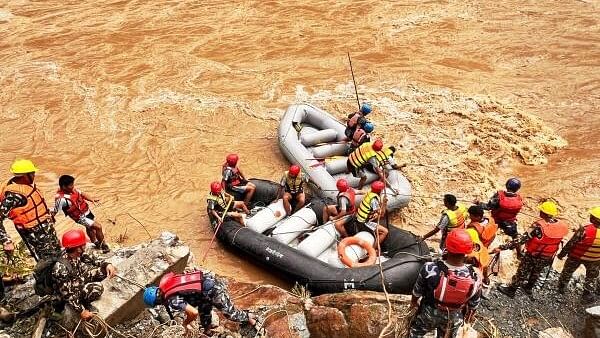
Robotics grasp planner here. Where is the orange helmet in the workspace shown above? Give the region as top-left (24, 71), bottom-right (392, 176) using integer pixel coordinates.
top-left (371, 181), bottom-right (385, 194)
top-left (289, 165), bottom-right (301, 177)
top-left (210, 181), bottom-right (222, 194)
top-left (373, 139), bottom-right (383, 151)
top-left (336, 179), bottom-right (349, 192)
top-left (446, 229), bottom-right (474, 254)
top-left (226, 154), bottom-right (239, 167)
top-left (62, 229), bottom-right (88, 249)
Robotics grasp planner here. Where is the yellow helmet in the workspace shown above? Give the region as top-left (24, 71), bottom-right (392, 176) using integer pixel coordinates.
top-left (538, 201), bottom-right (559, 217)
top-left (10, 159), bottom-right (38, 175)
top-left (590, 207), bottom-right (600, 219)
top-left (465, 228), bottom-right (482, 245)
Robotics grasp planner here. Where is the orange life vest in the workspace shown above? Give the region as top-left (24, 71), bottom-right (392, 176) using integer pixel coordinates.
top-left (468, 218), bottom-right (498, 248)
top-left (569, 224), bottom-right (600, 262)
top-left (525, 219), bottom-right (569, 258)
top-left (491, 191), bottom-right (523, 222)
top-left (55, 188), bottom-right (89, 221)
top-left (1, 181), bottom-right (51, 229)
top-left (159, 271), bottom-right (203, 299)
top-left (337, 188), bottom-right (356, 214)
top-left (222, 165), bottom-right (242, 186)
top-left (433, 262), bottom-right (477, 310)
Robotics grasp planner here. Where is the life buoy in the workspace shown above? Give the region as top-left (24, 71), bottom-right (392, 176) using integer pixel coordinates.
top-left (337, 236), bottom-right (377, 267)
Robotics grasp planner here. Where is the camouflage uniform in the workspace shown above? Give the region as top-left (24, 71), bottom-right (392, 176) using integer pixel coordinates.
top-left (409, 261), bottom-right (482, 338)
top-left (558, 227), bottom-right (600, 294)
top-left (51, 251), bottom-right (108, 313)
top-left (0, 191), bottom-right (61, 261)
top-left (165, 272), bottom-right (250, 329)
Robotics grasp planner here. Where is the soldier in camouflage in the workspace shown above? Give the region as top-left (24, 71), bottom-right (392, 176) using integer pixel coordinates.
top-left (0, 160), bottom-right (60, 261)
top-left (143, 270), bottom-right (256, 336)
top-left (52, 229), bottom-right (116, 320)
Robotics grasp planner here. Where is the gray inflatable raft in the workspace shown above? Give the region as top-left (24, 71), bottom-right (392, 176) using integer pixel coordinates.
top-left (278, 103), bottom-right (411, 210)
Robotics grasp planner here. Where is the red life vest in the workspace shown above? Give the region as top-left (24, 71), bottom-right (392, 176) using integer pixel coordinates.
top-left (55, 188), bottom-right (89, 221)
top-left (525, 219), bottom-right (569, 258)
top-left (351, 128), bottom-right (368, 148)
top-left (337, 188), bottom-right (356, 214)
top-left (433, 262), bottom-right (476, 310)
top-left (347, 112), bottom-right (362, 129)
top-left (569, 224), bottom-right (600, 262)
top-left (491, 191), bottom-right (523, 222)
top-left (222, 165), bottom-right (242, 186)
top-left (159, 271), bottom-right (203, 299)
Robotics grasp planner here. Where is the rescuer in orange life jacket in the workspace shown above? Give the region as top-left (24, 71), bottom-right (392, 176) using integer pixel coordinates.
top-left (420, 194), bottom-right (469, 251)
top-left (494, 200), bottom-right (569, 298)
top-left (0, 159), bottom-right (61, 261)
top-left (221, 154), bottom-right (256, 207)
top-left (408, 229), bottom-right (482, 338)
top-left (556, 206), bottom-right (600, 303)
top-left (52, 175), bottom-right (109, 253)
top-left (476, 177), bottom-right (523, 239)
top-left (143, 271), bottom-right (257, 336)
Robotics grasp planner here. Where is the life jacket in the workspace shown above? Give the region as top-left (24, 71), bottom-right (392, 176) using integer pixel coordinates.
top-left (55, 188), bottom-right (89, 221)
top-left (468, 218), bottom-right (498, 248)
top-left (206, 192), bottom-right (233, 212)
top-left (346, 112), bottom-right (362, 130)
top-left (284, 171), bottom-right (304, 194)
top-left (222, 165), bottom-right (242, 187)
top-left (467, 236), bottom-right (491, 270)
top-left (337, 188), bottom-right (356, 214)
top-left (374, 147), bottom-right (394, 165)
top-left (443, 205), bottom-right (468, 229)
top-left (525, 219), bottom-right (569, 258)
top-left (356, 191), bottom-right (380, 223)
top-left (348, 142), bottom-right (376, 169)
top-left (351, 128), bottom-right (369, 148)
top-left (433, 261), bottom-right (477, 310)
top-left (569, 224), bottom-right (600, 262)
top-left (491, 191), bottom-right (523, 222)
top-left (1, 181), bottom-right (51, 229)
top-left (159, 271), bottom-right (203, 300)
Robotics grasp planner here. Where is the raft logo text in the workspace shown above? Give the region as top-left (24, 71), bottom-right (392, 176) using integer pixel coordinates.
top-left (266, 247), bottom-right (284, 259)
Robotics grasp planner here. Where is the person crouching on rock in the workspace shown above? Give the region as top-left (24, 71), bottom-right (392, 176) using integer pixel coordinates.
top-left (207, 182), bottom-right (248, 226)
top-left (52, 229), bottom-right (117, 321)
top-left (143, 270), bottom-right (257, 336)
top-left (408, 229), bottom-right (482, 338)
top-left (278, 164), bottom-right (308, 216)
top-left (53, 175), bottom-right (110, 253)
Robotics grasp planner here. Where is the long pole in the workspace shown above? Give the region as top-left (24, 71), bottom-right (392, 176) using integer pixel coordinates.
top-left (201, 195), bottom-right (234, 263)
top-left (347, 52), bottom-right (361, 110)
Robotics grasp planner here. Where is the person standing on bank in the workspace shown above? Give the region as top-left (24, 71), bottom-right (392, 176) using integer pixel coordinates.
top-left (53, 175), bottom-right (109, 253)
top-left (476, 178), bottom-right (523, 239)
top-left (421, 194), bottom-right (468, 250)
top-left (0, 159), bottom-right (61, 261)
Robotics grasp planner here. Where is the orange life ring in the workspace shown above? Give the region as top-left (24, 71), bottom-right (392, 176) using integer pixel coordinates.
top-left (337, 236), bottom-right (377, 268)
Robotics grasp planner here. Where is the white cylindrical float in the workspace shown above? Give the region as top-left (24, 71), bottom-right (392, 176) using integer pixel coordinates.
top-left (311, 143), bottom-right (348, 158)
top-left (271, 207), bottom-right (317, 245)
top-left (246, 199), bottom-right (286, 233)
top-left (301, 129), bottom-right (338, 147)
top-left (325, 158), bottom-right (348, 175)
top-left (343, 231), bottom-right (375, 263)
top-left (296, 223), bottom-right (338, 257)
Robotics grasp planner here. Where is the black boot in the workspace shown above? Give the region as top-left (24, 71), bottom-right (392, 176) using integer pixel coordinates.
top-left (498, 284), bottom-right (517, 298)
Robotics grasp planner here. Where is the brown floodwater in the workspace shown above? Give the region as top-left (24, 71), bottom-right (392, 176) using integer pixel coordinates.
top-left (0, 0), bottom-right (598, 284)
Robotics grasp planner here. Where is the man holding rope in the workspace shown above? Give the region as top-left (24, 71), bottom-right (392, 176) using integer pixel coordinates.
top-left (207, 181), bottom-right (248, 226)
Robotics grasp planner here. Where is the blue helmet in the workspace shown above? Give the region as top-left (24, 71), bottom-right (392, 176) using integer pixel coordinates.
top-left (363, 122), bottom-right (374, 133)
top-left (505, 177), bottom-right (521, 192)
top-left (143, 286), bottom-right (159, 307)
top-left (360, 103), bottom-right (372, 115)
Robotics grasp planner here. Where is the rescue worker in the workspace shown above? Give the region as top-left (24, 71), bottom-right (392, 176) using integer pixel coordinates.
top-left (421, 194), bottom-right (468, 250)
top-left (221, 154), bottom-right (256, 206)
top-left (207, 182), bottom-right (248, 226)
top-left (322, 179), bottom-right (359, 237)
top-left (409, 229), bottom-right (482, 338)
top-left (556, 207), bottom-right (600, 303)
top-left (278, 165), bottom-right (308, 216)
top-left (477, 178), bottom-right (523, 238)
top-left (465, 228), bottom-right (491, 285)
top-left (348, 181), bottom-right (388, 245)
top-left (52, 229), bottom-right (117, 321)
top-left (347, 138), bottom-right (384, 189)
top-left (143, 270), bottom-right (257, 336)
top-left (466, 205), bottom-right (498, 248)
top-left (345, 103), bottom-right (372, 139)
top-left (349, 121), bottom-right (374, 153)
top-left (0, 160), bottom-right (60, 261)
top-left (494, 200), bottom-right (569, 298)
top-left (53, 175), bottom-right (109, 253)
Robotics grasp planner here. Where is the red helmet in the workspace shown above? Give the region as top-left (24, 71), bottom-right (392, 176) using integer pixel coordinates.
top-left (371, 181), bottom-right (385, 194)
top-left (372, 139), bottom-right (383, 151)
top-left (226, 153), bottom-right (239, 167)
top-left (289, 164), bottom-right (301, 177)
top-left (210, 181), bottom-right (222, 194)
top-left (445, 229), bottom-right (474, 254)
top-left (62, 229), bottom-right (88, 249)
top-left (336, 179), bottom-right (349, 192)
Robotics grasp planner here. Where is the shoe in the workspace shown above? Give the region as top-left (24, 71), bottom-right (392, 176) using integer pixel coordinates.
top-left (100, 242), bottom-right (110, 253)
top-left (498, 285), bottom-right (517, 298)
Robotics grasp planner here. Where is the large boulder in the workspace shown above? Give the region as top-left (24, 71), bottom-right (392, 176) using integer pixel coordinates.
top-left (540, 327), bottom-right (575, 338)
top-left (92, 232), bottom-right (190, 326)
top-left (306, 305), bottom-right (349, 338)
top-left (586, 306), bottom-right (600, 338)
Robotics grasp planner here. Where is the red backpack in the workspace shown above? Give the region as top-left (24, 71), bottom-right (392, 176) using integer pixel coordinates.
top-left (433, 261), bottom-right (477, 310)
